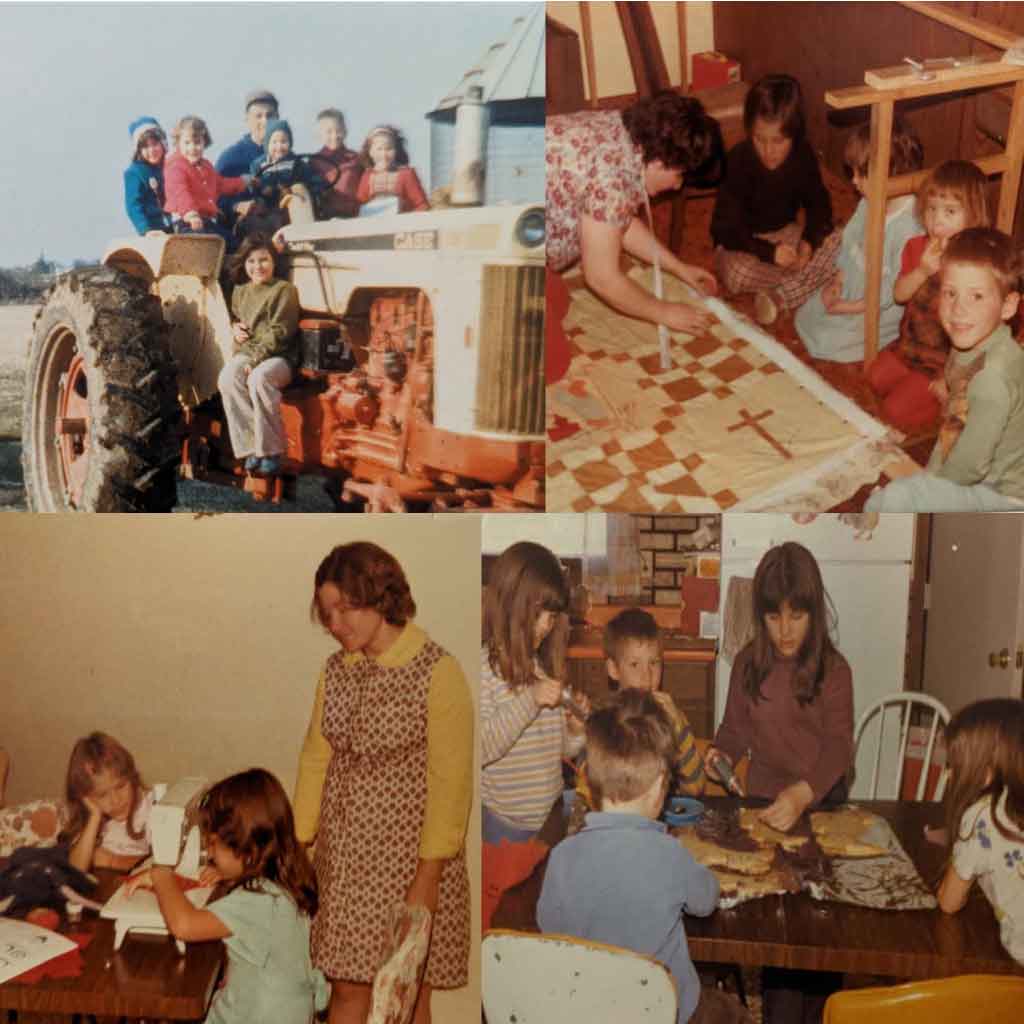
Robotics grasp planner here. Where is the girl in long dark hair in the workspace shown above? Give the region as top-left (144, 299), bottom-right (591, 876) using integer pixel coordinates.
top-left (127, 769), bottom-right (327, 1023)
top-left (705, 541), bottom-right (853, 832)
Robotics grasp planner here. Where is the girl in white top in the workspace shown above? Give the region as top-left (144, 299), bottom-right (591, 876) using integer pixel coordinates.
top-left (61, 731), bottom-right (152, 873)
top-left (938, 698), bottom-right (1024, 965)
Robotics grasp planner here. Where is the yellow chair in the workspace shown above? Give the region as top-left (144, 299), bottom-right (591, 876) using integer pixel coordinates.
top-left (823, 975), bottom-right (1024, 1023)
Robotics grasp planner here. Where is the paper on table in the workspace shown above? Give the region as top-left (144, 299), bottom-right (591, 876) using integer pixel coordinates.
top-left (0, 918), bottom-right (78, 984)
top-left (806, 815), bottom-right (937, 911)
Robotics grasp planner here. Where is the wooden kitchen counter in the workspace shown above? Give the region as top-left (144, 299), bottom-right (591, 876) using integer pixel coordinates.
top-left (566, 625), bottom-right (717, 738)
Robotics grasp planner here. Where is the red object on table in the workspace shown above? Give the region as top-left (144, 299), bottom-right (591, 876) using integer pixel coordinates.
top-left (679, 576), bottom-right (720, 637)
top-left (14, 930), bottom-right (92, 983)
top-left (691, 51), bottom-right (741, 91)
top-left (25, 908), bottom-right (60, 931)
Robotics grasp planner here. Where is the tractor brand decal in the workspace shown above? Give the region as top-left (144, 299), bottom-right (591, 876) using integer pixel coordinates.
top-left (313, 236), bottom-right (400, 253)
top-left (394, 230), bottom-right (438, 251)
top-left (311, 230), bottom-right (438, 254)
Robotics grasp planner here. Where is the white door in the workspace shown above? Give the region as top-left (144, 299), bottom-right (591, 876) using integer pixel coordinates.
top-left (923, 514), bottom-right (1024, 716)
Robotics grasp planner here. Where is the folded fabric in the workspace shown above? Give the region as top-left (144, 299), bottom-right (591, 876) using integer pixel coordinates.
top-left (482, 838), bottom-right (549, 932)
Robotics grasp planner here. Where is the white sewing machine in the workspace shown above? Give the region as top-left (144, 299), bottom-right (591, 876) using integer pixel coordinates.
top-left (100, 777), bottom-right (212, 954)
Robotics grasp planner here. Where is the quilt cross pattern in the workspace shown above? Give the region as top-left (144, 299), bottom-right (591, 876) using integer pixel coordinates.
top-left (547, 268), bottom-right (898, 513)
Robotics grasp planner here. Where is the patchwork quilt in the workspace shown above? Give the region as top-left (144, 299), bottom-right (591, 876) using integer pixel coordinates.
top-left (547, 268), bottom-right (903, 513)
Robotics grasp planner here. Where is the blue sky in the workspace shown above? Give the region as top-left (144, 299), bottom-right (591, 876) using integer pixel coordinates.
top-left (0, 0), bottom-right (536, 266)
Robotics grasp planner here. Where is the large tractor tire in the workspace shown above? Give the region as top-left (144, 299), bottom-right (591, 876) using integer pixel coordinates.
top-left (22, 267), bottom-right (181, 511)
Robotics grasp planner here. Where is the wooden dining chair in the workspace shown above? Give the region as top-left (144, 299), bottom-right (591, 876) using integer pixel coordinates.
top-left (823, 974), bottom-right (1024, 1023)
top-left (853, 693), bottom-right (950, 801)
top-left (482, 929), bottom-right (677, 1024)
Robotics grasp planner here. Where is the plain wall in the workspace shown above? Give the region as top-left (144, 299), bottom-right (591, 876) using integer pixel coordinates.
top-left (547, 1), bottom-right (714, 98)
top-left (0, 513), bottom-right (482, 1021)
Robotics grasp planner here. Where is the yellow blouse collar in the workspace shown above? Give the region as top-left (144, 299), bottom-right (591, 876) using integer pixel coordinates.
top-left (342, 621), bottom-right (427, 668)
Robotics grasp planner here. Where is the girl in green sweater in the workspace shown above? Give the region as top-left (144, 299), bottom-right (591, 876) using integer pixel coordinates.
top-left (218, 234), bottom-right (299, 476)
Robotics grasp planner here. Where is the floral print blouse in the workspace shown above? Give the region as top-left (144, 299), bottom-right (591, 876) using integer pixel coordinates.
top-left (954, 790), bottom-right (1024, 965)
top-left (546, 110), bottom-right (646, 272)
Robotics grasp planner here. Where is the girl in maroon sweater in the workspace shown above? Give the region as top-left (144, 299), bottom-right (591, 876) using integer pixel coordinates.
top-left (705, 541), bottom-right (853, 833)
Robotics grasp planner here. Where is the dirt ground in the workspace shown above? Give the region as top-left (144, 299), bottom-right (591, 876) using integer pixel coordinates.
top-left (0, 304), bottom-right (36, 440)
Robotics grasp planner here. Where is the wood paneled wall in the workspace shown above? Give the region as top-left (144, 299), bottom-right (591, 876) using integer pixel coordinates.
top-left (714, 2), bottom-right (973, 166)
top-left (713, 1), bottom-right (1024, 237)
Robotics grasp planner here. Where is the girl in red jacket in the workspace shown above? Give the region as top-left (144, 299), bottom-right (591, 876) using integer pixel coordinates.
top-left (164, 116), bottom-right (252, 246)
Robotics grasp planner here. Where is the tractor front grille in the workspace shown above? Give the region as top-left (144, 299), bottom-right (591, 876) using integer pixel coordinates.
top-left (475, 264), bottom-right (544, 436)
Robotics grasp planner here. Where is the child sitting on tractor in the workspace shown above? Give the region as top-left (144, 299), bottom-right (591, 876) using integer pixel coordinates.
top-left (356, 125), bottom-right (429, 215)
top-left (310, 108), bottom-right (361, 219)
top-left (164, 116), bottom-right (252, 248)
top-left (217, 234), bottom-right (300, 478)
top-left (245, 119), bottom-right (320, 235)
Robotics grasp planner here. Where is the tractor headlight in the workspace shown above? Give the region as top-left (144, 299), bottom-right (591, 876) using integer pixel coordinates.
top-left (515, 209), bottom-right (545, 248)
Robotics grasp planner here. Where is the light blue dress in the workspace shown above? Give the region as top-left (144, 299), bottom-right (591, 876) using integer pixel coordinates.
top-left (205, 880), bottom-right (329, 1024)
top-left (795, 195), bottom-right (922, 363)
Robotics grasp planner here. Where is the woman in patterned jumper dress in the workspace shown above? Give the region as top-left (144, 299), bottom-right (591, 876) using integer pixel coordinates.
top-left (293, 542), bottom-right (473, 1024)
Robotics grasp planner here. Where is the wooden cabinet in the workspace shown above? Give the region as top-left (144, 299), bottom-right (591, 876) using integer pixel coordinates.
top-left (566, 628), bottom-right (717, 739)
top-left (546, 16), bottom-right (586, 116)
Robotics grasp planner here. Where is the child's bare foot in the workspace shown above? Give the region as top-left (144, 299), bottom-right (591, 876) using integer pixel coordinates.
top-left (754, 290), bottom-right (778, 326)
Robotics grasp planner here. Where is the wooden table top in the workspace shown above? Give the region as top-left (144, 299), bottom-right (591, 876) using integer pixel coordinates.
top-left (0, 870), bottom-right (224, 1020)
top-left (492, 797), bottom-right (1024, 980)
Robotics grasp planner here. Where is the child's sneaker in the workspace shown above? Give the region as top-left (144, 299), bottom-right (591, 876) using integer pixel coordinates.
top-left (754, 290), bottom-right (778, 326)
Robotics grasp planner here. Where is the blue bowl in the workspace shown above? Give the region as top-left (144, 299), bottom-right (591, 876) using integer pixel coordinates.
top-left (663, 797), bottom-right (704, 827)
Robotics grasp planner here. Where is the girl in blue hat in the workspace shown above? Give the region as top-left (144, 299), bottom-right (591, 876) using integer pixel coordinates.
top-left (123, 117), bottom-right (172, 235)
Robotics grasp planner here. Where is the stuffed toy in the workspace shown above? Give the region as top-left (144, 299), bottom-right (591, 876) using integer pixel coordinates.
top-left (0, 844), bottom-right (102, 917)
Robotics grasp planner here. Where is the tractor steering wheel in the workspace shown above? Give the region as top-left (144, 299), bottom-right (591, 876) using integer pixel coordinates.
top-left (251, 153), bottom-right (342, 198)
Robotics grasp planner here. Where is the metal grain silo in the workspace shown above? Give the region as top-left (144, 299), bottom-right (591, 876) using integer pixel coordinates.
top-left (428, 3), bottom-right (544, 206)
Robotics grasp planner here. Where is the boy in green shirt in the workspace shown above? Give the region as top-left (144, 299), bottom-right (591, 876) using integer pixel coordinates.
top-left (867, 227), bottom-right (1024, 511)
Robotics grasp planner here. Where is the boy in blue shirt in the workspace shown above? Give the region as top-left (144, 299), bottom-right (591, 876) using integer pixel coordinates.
top-left (539, 689), bottom-right (746, 1023)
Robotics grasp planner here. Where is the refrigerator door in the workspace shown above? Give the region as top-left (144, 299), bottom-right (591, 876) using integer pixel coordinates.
top-left (720, 513), bottom-right (916, 563)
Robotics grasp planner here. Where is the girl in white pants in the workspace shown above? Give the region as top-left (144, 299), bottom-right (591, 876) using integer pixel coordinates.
top-left (218, 235), bottom-right (299, 476)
